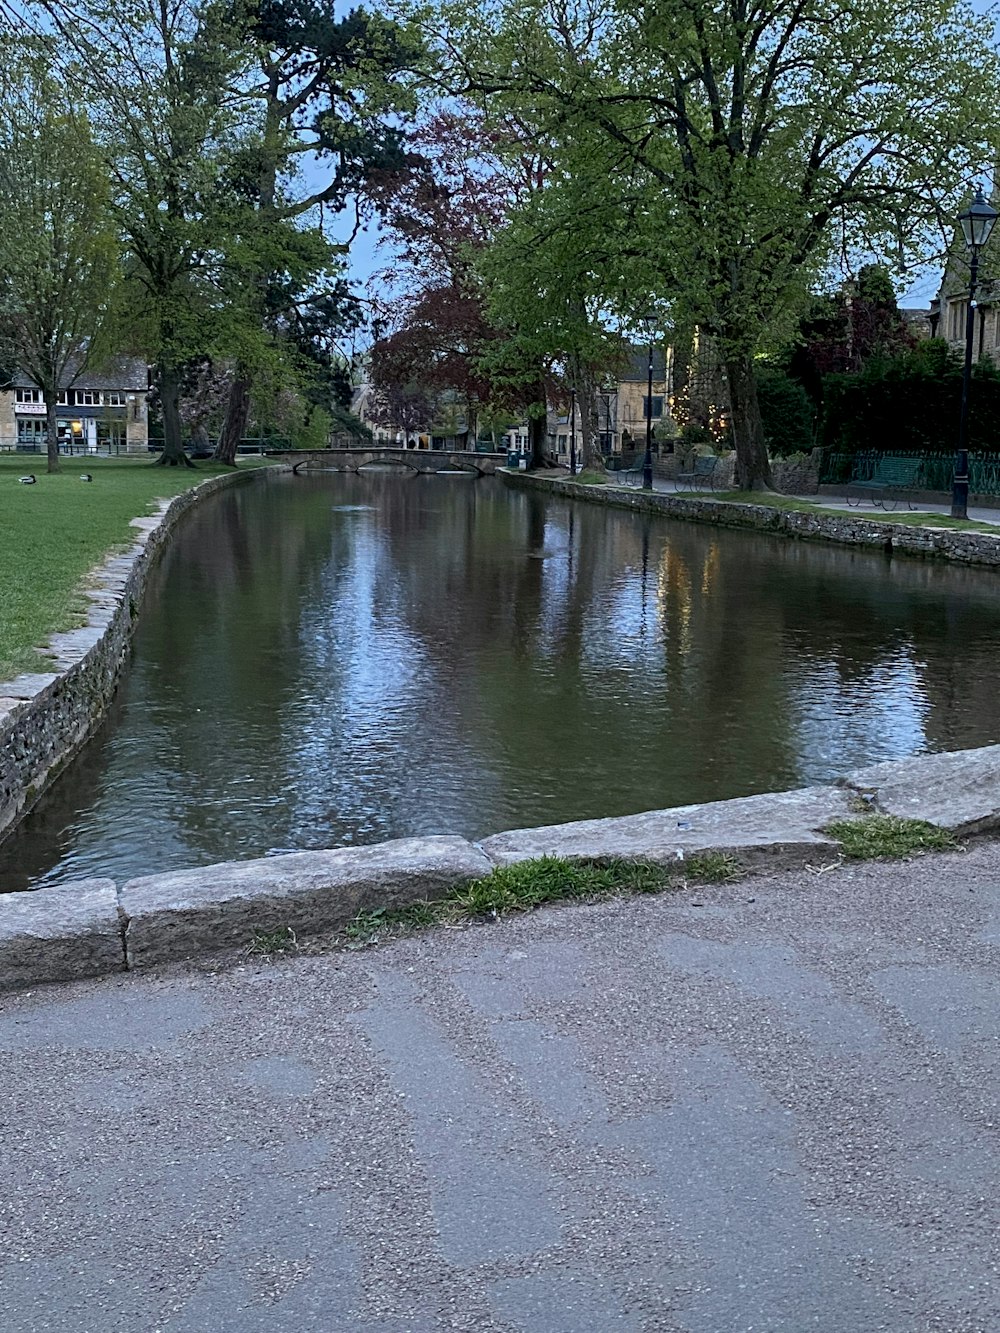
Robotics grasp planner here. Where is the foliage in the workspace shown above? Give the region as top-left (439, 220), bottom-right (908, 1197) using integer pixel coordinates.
top-left (788, 265), bottom-right (917, 407)
top-left (433, 0), bottom-right (1000, 488)
top-left (211, 0), bottom-right (420, 462)
top-left (757, 369), bottom-right (815, 458)
top-left (0, 48), bottom-right (120, 474)
top-left (821, 340), bottom-right (1000, 454)
top-left (825, 815), bottom-right (959, 859)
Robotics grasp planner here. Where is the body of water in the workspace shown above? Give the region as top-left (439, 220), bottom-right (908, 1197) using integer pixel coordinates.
top-left (3, 469), bottom-right (1000, 890)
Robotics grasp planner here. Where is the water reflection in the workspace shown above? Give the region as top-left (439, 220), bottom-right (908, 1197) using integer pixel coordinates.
top-left (3, 470), bottom-right (1000, 890)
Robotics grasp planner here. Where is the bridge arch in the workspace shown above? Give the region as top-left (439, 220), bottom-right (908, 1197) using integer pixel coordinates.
top-left (283, 447), bottom-right (505, 477)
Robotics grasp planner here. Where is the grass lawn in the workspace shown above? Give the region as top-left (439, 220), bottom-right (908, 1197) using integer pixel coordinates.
top-left (0, 454), bottom-right (274, 680)
top-left (692, 490), bottom-right (1000, 534)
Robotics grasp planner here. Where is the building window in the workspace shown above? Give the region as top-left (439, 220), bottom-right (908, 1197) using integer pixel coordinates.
top-left (76, 389), bottom-right (98, 406)
top-left (57, 391), bottom-right (68, 405)
top-left (643, 395), bottom-right (664, 419)
top-left (15, 387), bottom-right (41, 404)
top-left (104, 391), bottom-right (126, 407)
top-left (951, 301), bottom-right (968, 341)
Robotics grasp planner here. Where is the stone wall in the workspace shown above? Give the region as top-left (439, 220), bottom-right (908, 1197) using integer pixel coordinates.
top-left (649, 449), bottom-right (819, 494)
top-left (508, 469), bottom-right (1000, 566)
top-left (0, 467), bottom-right (272, 850)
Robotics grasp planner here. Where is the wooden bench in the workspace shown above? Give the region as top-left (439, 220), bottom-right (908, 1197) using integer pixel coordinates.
top-left (845, 457), bottom-right (922, 511)
top-left (676, 455), bottom-right (719, 492)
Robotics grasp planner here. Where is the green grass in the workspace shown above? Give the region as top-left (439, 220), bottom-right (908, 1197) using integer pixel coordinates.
top-left (341, 852), bottom-right (746, 948)
top-left (571, 469), bottom-right (609, 486)
top-left (824, 814), bottom-right (959, 859)
top-left (690, 490), bottom-right (999, 532)
top-left (245, 924), bottom-right (299, 955)
top-left (0, 454), bottom-right (274, 679)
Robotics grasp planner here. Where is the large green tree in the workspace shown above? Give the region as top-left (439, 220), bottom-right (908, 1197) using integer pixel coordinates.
top-left (0, 49), bottom-right (119, 474)
top-left (36, 0), bottom-right (251, 465)
top-left (210, 0), bottom-right (419, 463)
top-left (436, 0), bottom-right (1000, 488)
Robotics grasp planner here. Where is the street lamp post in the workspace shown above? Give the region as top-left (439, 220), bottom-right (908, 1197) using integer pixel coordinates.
top-left (641, 313), bottom-right (656, 491)
top-left (952, 186), bottom-right (998, 519)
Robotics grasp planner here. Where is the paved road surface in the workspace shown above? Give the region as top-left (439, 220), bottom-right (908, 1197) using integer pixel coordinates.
top-left (1, 843), bottom-right (998, 1332)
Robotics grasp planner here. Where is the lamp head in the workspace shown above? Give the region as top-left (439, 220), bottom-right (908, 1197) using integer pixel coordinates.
top-left (959, 185), bottom-right (999, 250)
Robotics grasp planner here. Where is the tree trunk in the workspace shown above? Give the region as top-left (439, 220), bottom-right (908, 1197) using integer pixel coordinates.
top-left (575, 367), bottom-right (603, 473)
top-left (725, 352), bottom-right (771, 490)
top-left (156, 362), bottom-right (193, 466)
top-left (214, 373), bottom-right (251, 464)
top-left (526, 377), bottom-right (549, 470)
top-left (45, 395), bottom-right (60, 474)
top-left (527, 409), bottom-right (547, 470)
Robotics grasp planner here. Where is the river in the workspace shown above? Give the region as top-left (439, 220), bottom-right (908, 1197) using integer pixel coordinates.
top-left (3, 468), bottom-right (1000, 890)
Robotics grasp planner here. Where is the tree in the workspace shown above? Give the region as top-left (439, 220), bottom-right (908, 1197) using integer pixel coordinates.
top-left (0, 50), bottom-right (119, 474)
top-left (210, 0), bottom-right (419, 463)
top-left (439, 0), bottom-right (1000, 488)
top-left (36, 0), bottom-right (252, 465)
top-left (787, 264), bottom-right (917, 405)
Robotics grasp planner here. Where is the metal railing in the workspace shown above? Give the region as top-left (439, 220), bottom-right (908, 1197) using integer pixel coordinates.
top-left (820, 449), bottom-right (1000, 495)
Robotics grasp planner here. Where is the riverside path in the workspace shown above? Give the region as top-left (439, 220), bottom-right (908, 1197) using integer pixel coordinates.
top-left (1, 842), bottom-right (998, 1332)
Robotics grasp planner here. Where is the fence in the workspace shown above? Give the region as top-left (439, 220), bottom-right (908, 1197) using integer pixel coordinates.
top-left (819, 449), bottom-right (1000, 496)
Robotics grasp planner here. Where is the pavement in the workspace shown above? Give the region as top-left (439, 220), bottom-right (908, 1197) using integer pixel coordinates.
top-left (588, 469), bottom-right (1000, 526)
top-left (1, 841), bottom-right (998, 1332)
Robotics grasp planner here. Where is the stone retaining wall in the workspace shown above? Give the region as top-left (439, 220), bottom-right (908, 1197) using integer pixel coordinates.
top-left (3, 742), bottom-right (1000, 992)
top-left (0, 467), bottom-right (273, 850)
top-left (509, 470), bottom-right (1000, 566)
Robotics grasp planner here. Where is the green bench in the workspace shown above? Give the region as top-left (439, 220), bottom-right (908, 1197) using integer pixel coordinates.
top-left (845, 458), bottom-right (922, 511)
top-left (676, 455), bottom-right (719, 492)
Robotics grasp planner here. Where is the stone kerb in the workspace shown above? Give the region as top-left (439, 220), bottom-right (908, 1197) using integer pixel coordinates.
top-left (0, 467), bottom-right (268, 848)
top-left (0, 878), bottom-right (120, 989)
top-left (119, 836), bottom-right (494, 968)
top-left (480, 785), bottom-right (858, 866)
top-left (5, 740), bottom-right (1000, 992)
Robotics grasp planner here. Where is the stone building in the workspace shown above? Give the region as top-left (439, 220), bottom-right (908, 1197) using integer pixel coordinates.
top-left (0, 357), bottom-right (149, 454)
top-left (930, 190), bottom-right (1000, 365)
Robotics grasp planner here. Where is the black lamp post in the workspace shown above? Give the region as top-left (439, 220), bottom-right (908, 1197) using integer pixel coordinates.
top-left (641, 313), bottom-right (656, 490)
top-left (952, 185), bottom-right (998, 519)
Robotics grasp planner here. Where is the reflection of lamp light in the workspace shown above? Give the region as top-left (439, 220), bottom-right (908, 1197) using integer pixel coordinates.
top-left (71, 421), bottom-right (83, 434)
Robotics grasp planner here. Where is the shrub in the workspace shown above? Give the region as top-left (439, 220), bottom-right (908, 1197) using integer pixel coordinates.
top-left (757, 367), bottom-right (816, 457)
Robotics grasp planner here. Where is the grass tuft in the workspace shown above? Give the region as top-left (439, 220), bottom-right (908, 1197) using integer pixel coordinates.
top-left (824, 814), bottom-right (958, 860)
top-left (682, 850), bottom-right (743, 882)
top-left (246, 924), bottom-right (298, 956)
top-left (337, 853), bottom-right (745, 948)
top-left (571, 469), bottom-right (609, 486)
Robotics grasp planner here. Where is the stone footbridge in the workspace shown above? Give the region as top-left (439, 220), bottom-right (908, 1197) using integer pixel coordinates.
top-left (270, 447), bottom-right (507, 477)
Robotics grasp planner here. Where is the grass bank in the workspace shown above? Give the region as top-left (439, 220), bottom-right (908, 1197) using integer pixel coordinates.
top-left (0, 454), bottom-right (274, 679)
top-left (685, 489), bottom-right (1000, 533)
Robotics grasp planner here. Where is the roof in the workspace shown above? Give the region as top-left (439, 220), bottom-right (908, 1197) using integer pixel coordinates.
top-left (620, 346), bottom-right (668, 381)
top-left (11, 355), bottom-right (149, 392)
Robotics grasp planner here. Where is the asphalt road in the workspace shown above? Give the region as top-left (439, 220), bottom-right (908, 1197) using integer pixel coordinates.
top-left (1, 842), bottom-right (998, 1332)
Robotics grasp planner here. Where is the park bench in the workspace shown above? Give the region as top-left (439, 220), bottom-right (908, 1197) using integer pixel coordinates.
top-left (845, 457), bottom-right (922, 511)
top-left (676, 455), bottom-right (720, 492)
